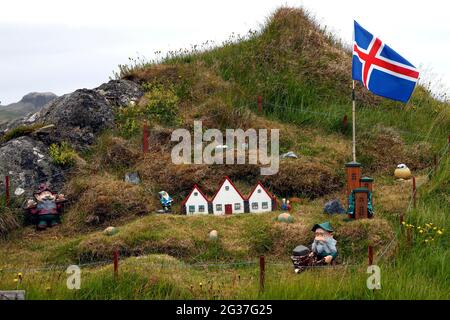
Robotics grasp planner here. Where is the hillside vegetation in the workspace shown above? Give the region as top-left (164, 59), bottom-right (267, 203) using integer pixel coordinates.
top-left (0, 7), bottom-right (448, 299)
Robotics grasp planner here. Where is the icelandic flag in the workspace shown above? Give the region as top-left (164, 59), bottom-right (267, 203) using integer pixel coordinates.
top-left (352, 21), bottom-right (419, 103)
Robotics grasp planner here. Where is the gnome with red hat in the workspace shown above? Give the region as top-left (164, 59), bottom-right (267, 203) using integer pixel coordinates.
top-left (25, 184), bottom-right (66, 230)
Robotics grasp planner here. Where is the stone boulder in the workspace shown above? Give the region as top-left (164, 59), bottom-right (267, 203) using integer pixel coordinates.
top-left (31, 89), bottom-right (114, 149)
top-left (95, 79), bottom-right (144, 108)
top-left (0, 80), bottom-right (144, 150)
top-left (0, 136), bottom-right (65, 197)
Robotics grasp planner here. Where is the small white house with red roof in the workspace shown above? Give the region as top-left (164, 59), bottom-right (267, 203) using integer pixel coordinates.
top-left (247, 181), bottom-right (277, 213)
top-left (181, 184), bottom-right (210, 215)
top-left (211, 176), bottom-right (246, 215)
top-left (182, 177), bottom-right (276, 215)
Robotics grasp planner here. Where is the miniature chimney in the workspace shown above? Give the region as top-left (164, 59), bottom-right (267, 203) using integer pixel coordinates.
top-left (345, 161), bottom-right (362, 203)
top-left (360, 176), bottom-right (374, 205)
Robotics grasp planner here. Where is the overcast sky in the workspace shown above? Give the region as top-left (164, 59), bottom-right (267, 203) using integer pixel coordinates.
top-left (1, 0), bottom-right (449, 104)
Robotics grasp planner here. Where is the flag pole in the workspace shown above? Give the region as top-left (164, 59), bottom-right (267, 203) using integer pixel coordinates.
top-left (352, 80), bottom-right (356, 162)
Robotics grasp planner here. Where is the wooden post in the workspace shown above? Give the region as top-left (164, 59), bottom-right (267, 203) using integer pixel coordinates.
top-left (412, 176), bottom-right (416, 208)
top-left (113, 249), bottom-right (119, 278)
top-left (257, 96), bottom-right (262, 114)
top-left (259, 255), bottom-right (265, 293)
top-left (400, 213), bottom-right (404, 225)
top-left (433, 154), bottom-right (438, 174)
top-left (343, 114), bottom-right (348, 130)
top-left (143, 123), bottom-right (149, 154)
top-left (406, 228), bottom-right (412, 246)
top-left (5, 176), bottom-right (10, 207)
top-left (368, 245), bottom-right (373, 266)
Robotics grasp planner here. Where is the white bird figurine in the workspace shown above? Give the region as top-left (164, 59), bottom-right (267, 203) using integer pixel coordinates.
top-left (394, 163), bottom-right (412, 180)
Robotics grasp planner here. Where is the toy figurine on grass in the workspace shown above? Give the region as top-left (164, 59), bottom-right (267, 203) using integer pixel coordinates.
top-left (158, 190), bottom-right (173, 213)
top-left (291, 221), bottom-right (338, 273)
top-left (281, 198), bottom-right (291, 211)
top-left (25, 184), bottom-right (66, 230)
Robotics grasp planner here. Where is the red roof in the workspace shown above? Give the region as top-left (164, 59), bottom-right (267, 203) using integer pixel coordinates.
top-left (210, 176), bottom-right (246, 202)
top-left (181, 184), bottom-right (210, 206)
top-left (246, 181), bottom-right (276, 201)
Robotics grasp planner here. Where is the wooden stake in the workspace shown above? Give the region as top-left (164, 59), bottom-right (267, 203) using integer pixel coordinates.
top-left (5, 176), bottom-right (10, 207)
top-left (368, 245), bottom-right (373, 266)
top-left (412, 176), bottom-right (416, 208)
top-left (433, 154), bottom-right (438, 174)
top-left (257, 96), bottom-right (262, 114)
top-left (143, 122), bottom-right (149, 154)
top-left (343, 114), bottom-right (348, 130)
top-left (113, 249), bottom-right (119, 278)
top-left (259, 255), bottom-right (265, 293)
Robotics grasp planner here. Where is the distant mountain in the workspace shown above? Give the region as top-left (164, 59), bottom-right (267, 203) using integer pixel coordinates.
top-left (0, 92), bottom-right (57, 123)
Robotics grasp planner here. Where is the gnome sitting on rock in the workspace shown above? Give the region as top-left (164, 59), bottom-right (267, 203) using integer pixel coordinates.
top-left (26, 184), bottom-right (66, 230)
top-left (291, 222), bottom-right (338, 273)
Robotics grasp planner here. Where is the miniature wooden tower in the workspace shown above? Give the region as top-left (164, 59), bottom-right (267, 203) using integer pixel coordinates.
top-left (345, 161), bottom-right (361, 203)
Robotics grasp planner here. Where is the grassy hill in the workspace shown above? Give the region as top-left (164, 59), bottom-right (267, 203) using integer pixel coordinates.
top-left (0, 7), bottom-right (448, 299)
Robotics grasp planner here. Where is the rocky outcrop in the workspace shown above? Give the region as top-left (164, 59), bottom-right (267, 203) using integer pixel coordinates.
top-left (31, 89), bottom-right (114, 149)
top-left (95, 79), bottom-right (144, 108)
top-left (0, 136), bottom-right (65, 197)
top-left (1, 80), bottom-right (144, 149)
top-left (0, 79), bottom-right (144, 196)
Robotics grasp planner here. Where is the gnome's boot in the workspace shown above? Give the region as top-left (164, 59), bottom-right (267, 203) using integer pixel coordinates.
top-left (37, 220), bottom-right (47, 230)
top-left (50, 218), bottom-right (59, 227)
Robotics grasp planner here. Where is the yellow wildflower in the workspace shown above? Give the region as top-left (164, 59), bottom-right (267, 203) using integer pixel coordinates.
top-left (419, 230), bottom-right (424, 234)
top-left (13, 278), bottom-right (18, 282)
top-left (437, 230), bottom-right (443, 235)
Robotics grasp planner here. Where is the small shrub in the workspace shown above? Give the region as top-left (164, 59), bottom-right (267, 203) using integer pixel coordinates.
top-left (49, 142), bottom-right (77, 167)
top-left (115, 106), bottom-right (141, 138)
top-left (141, 84), bottom-right (180, 126)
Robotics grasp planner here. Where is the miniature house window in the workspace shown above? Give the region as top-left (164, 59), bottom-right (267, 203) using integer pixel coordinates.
top-left (189, 205), bottom-right (195, 213)
top-left (351, 173), bottom-right (357, 181)
top-left (252, 202), bottom-right (258, 210)
top-left (198, 205), bottom-right (205, 213)
top-left (225, 186), bottom-right (230, 191)
top-left (234, 203), bottom-right (241, 210)
top-left (262, 202), bottom-right (268, 209)
top-left (194, 192), bottom-right (198, 196)
top-left (257, 189), bottom-right (262, 193)
top-left (216, 204), bottom-right (222, 211)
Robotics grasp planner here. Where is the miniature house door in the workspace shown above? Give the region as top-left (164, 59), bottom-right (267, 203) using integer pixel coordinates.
top-left (225, 204), bottom-right (232, 215)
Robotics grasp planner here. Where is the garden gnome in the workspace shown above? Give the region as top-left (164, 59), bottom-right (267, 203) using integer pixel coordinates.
top-left (281, 198), bottom-right (291, 211)
top-left (310, 222), bottom-right (337, 264)
top-left (158, 190), bottom-right (173, 213)
top-left (26, 184), bottom-right (66, 230)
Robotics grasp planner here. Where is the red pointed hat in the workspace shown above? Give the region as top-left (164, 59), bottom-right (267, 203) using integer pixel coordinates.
top-left (34, 183), bottom-right (53, 196)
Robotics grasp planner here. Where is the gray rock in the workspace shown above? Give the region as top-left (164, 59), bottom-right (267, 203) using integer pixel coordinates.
top-left (281, 151), bottom-right (298, 159)
top-left (0, 136), bottom-right (65, 197)
top-left (31, 89), bottom-right (114, 149)
top-left (0, 79), bottom-right (144, 199)
top-left (124, 172), bottom-right (141, 185)
top-left (324, 199), bottom-right (346, 215)
top-left (95, 79), bottom-right (144, 108)
top-left (0, 80), bottom-right (144, 149)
